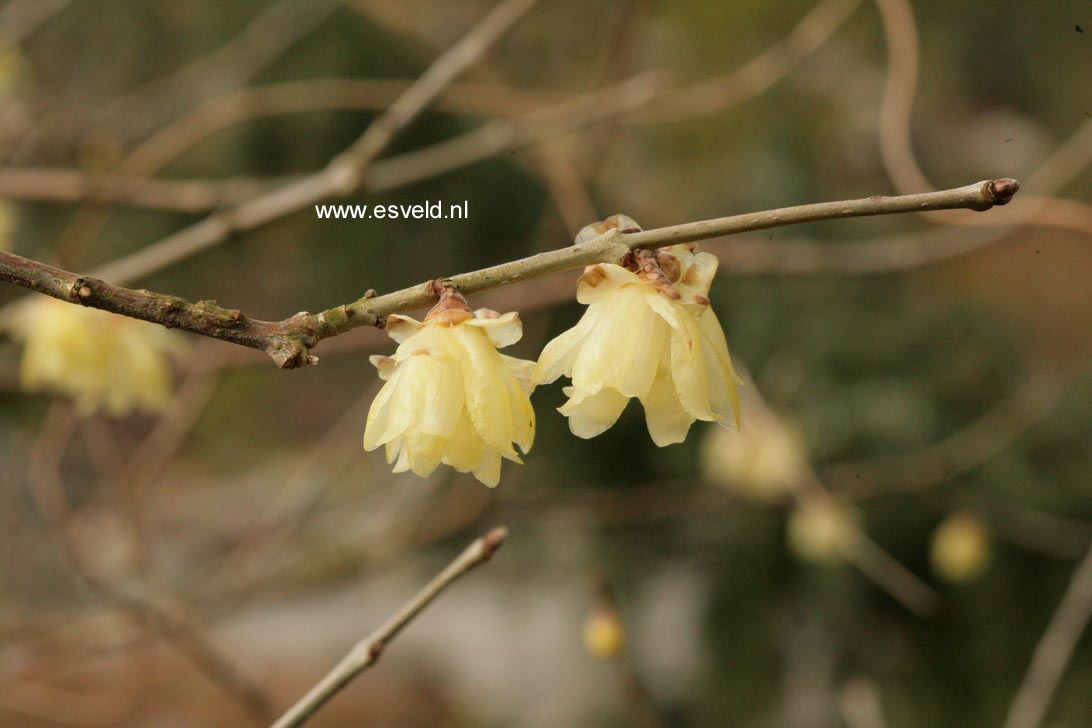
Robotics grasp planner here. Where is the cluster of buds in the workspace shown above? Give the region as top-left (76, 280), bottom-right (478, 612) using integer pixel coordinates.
top-left (363, 215), bottom-right (742, 486)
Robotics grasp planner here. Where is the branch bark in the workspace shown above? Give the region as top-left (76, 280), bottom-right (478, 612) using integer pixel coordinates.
top-left (0, 179), bottom-right (1019, 368)
top-left (270, 526), bottom-right (509, 728)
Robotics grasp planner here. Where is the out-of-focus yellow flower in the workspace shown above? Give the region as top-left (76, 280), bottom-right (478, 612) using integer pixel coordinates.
top-left (787, 497), bottom-right (857, 564)
top-left (930, 512), bottom-right (991, 582)
top-left (533, 216), bottom-right (741, 446)
top-left (364, 292), bottom-right (535, 487)
top-left (583, 607), bottom-right (625, 660)
top-left (13, 297), bottom-right (182, 416)
top-left (702, 408), bottom-right (807, 500)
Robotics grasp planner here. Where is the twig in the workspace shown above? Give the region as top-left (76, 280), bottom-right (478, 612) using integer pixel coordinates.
top-left (49, 0), bottom-right (536, 272)
top-left (635, 0), bottom-right (863, 123)
top-left (94, 0), bottom-right (341, 138)
top-left (0, 0), bottom-right (70, 44)
top-left (0, 179), bottom-right (1019, 368)
top-left (1004, 544), bottom-right (1092, 728)
top-left (26, 404), bottom-right (274, 722)
top-left (270, 526), bottom-right (509, 728)
top-left (0, 168), bottom-right (277, 213)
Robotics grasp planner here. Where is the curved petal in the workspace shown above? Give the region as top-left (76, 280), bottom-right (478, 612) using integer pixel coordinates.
top-left (363, 353), bottom-right (431, 449)
top-left (576, 264), bottom-right (643, 304)
top-left (532, 304), bottom-right (603, 385)
top-left (417, 355), bottom-right (465, 438)
top-left (369, 355), bottom-right (397, 381)
top-left (570, 286), bottom-right (665, 399)
top-left (698, 308), bottom-right (741, 428)
top-left (402, 431), bottom-right (446, 477)
top-left (465, 311), bottom-right (523, 348)
top-left (559, 387), bottom-right (630, 439)
top-left (641, 361), bottom-right (695, 446)
top-left (672, 247), bottom-right (716, 299)
top-left (472, 449), bottom-right (502, 487)
top-left (442, 410), bottom-right (485, 473)
top-left (498, 362), bottom-right (535, 454)
top-left (456, 327), bottom-right (515, 455)
top-left (385, 314), bottom-right (425, 344)
top-left (500, 354), bottom-right (536, 396)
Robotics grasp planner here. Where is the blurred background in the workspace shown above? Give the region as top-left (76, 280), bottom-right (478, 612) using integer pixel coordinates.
top-left (0, 0), bottom-right (1089, 726)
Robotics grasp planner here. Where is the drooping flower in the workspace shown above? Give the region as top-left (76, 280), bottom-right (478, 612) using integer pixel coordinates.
top-left (12, 297), bottom-right (183, 416)
top-left (930, 511), bottom-right (990, 582)
top-left (532, 215), bottom-right (741, 446)
top-left (363, 285), bottom-right (535, 487)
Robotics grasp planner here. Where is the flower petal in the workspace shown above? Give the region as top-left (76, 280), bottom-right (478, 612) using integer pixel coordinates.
top-left (363, 353), bottom-right (430, 448)
top-left (697, 308), bottom-right (741, 428)
top-left (641, 361), bottom-right (695, 446)
top-left (576, 264), bottom-right (643, 304)
top-left (442, 410), bottom-right (485, 473)
top-left (532, 304), bottom-right (603, 385)
top-left (418, 355), bottom-right (464, 438)
top-left (473, 449), bottom-right (502, 487)
top-left (456, 326), bottom-right (515, 455)
top-left (501, 354), bottom-right (536, 396)
top-left (571, 285), bottom-right (664, 399)
top-left (402, 431), bottom-right (446, 477)
top-left (385, 314), bottom-right (425, 344)
top-left (465, 310), bottom-right (523, 348)
top-left (645, 292), bottom-right (716, 421)
top-left (558, 387), bottom-right (630, 439)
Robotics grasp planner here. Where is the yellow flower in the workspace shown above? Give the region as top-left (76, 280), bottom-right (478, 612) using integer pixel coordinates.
top-left (583, 608), bottom-right (625, 660)
top-left (363, 296), bottom-right (535, 487)
top-left (702, 408), bottom-right (806, 500)
top-left (533, 218), bottom-right (741, 446)
top-left (13, 297), bottom-right (182, 416)
top-left (930, 512), bottom-right (990, 582)
top-left (787, 497), bottom-right (857, 564)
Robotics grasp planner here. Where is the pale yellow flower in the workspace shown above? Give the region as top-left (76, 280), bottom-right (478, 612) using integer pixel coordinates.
top-left (702, 409), bottom-right (807, 500)
top-left (787, 497), bottom-right (857, 564)
top-left (363, 302), bottom-right (536, 487)
top-left (533, 219), bottom-right (741, 446)
top-left (930, 512), bottom-right (991, 582)
top-left (13, 297), bottom-right (182, 416)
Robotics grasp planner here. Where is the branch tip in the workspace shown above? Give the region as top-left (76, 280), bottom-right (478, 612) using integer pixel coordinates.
top-left (481, 526), bottom-right (509, 557)
top-left (987, 177), bottom-right (1020, 206)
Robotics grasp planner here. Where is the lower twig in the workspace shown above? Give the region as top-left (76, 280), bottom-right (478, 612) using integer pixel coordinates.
top-left (270, 527), bottom-right (509, 728)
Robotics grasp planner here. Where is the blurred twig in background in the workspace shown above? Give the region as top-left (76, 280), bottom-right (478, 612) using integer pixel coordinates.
top-left (271, 526), bottom-right (509, 728)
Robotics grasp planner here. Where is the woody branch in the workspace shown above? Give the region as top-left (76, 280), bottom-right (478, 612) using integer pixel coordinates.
top-left (0, 178), bottom-right (1018, 369)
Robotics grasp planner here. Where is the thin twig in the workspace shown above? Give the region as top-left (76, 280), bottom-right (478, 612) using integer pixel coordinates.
top-left (47, 0), bottom-right (535, 273)
top-left (0, 178), bottom-right (1020, 368)
top-left (270, 526), bottom-right (509, 728)
top-left (1004, 544), bottom-right (1092, 728)
top-left (25, 404), bottom-right (274, 722)
top-left (95, 0), bottom-right (341, 138)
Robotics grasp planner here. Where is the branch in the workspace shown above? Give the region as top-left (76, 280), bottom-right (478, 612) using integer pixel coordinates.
top-left (270, 526), bottom-right (509, 728)
top-left (0, 179), bottom-right (1019, 368)
top-left (1004, 544), bottom-right (1092, 728)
